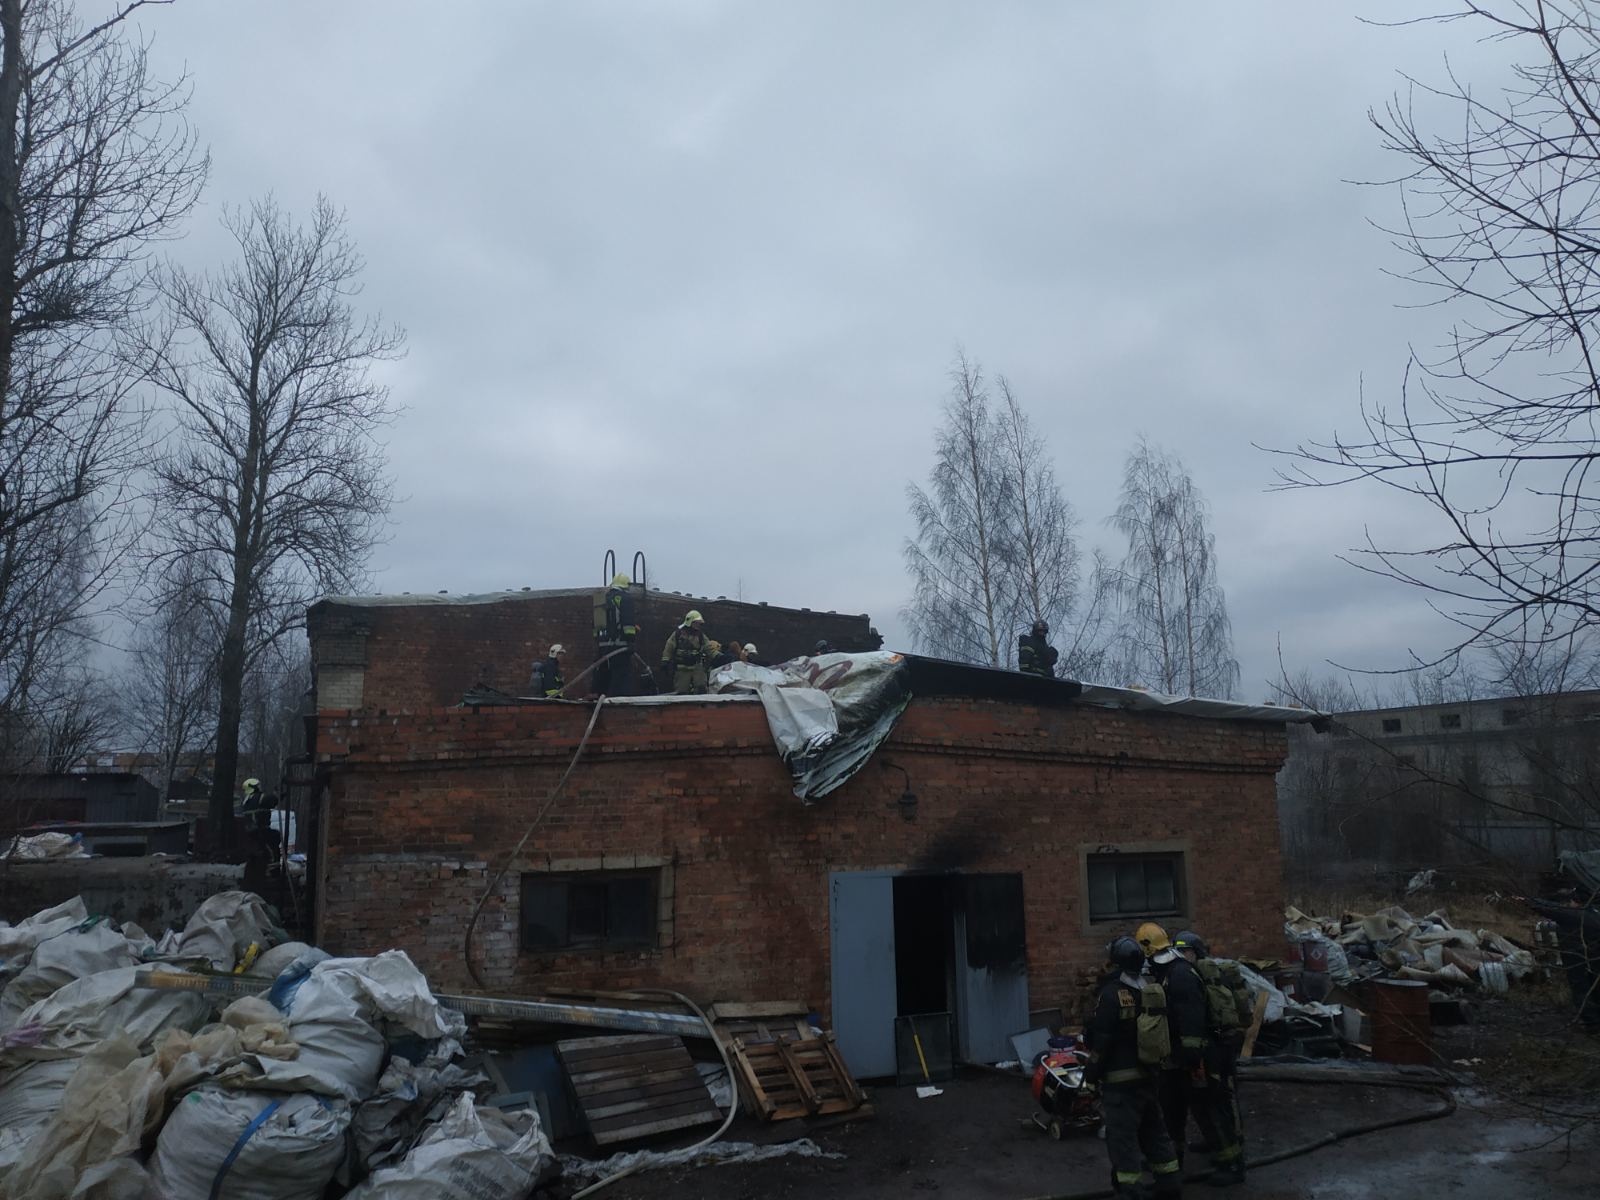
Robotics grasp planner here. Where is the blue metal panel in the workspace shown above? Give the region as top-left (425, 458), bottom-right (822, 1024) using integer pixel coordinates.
top-left (829, 871), bottom-right (898, 1078)
top-left (953, 876), bottom-right (1030, 1064)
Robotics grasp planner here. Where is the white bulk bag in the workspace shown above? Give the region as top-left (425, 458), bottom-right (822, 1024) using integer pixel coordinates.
top-left (343, 1092), bottom-right (553, 1199)
top-left (146, 1087), bottom-right (350, 1200)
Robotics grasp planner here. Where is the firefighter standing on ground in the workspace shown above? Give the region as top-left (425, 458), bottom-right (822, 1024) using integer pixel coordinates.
top-left (1018, 619), bottom-right (1059, 678)
top-left (1138, 923), bottom-right (1224, 1182)
top-left (1083, 935), bottom-right (1184, 1199)
top-left (1174, 929), bottom-right (1249, 1186)
top-left (661, 611), bottom-right (713, 694)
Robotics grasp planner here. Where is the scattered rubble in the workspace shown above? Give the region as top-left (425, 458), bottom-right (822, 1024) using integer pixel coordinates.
top-left (0, 831), bottom-right (88, 860)
top-left (0, 889), bottom-right (865, 1198)
top-left (1284, 902), bottom-right (1539, 990)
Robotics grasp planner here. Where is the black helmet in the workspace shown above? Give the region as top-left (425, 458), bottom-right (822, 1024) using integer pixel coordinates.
top-left (1032, 618), bottom-right (1048, 634)
top-left (1173, 930), bottom-right (1209, 958)
top-left (1106, 935), bottom-right (1145, 974)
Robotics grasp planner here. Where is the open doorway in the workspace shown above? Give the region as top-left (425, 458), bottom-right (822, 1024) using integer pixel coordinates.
top-left (893, 874), bottom-right (954, 1017)
top-left (830, 870), bottom-right (1028, 1077)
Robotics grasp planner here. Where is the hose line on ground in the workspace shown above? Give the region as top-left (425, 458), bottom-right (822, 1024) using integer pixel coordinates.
top-left (1023, 1069), bottom-right (1458, 1200)
top-left (462, 694), bottom-right (606, 989)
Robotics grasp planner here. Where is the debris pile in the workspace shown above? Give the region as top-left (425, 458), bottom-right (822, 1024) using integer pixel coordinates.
top-left (0, 892), bottom-right (554, 1199)
top-left (1284, 903), bottom-right (1539, 991)
top-left (0, 830), bottom-right (89, 860)
top-left (0, 893), bottom-right (864, 1198)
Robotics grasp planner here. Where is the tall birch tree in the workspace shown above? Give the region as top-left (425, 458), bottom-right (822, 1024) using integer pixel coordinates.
top-left (1110, 439), bottom-right (1239, 697)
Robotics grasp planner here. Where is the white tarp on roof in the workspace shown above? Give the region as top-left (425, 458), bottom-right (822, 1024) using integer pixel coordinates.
top-left (1074, 683), bottom-right (1320, 724)
top-left (712, 652), bottom-right (913, 802)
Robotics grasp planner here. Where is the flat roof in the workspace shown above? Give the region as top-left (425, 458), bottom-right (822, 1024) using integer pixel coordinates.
top-left (465, 654), bottom-right (1318, 726)
top-left (311, 586), bottom-right (870, 622)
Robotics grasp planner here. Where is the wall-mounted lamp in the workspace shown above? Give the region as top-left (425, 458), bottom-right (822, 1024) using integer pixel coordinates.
top-left (881, 759), bottom-right (917, 821)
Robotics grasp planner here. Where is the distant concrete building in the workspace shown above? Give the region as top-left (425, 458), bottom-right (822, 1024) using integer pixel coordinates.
top-left (1278, 690), bottom-right (1600, 890)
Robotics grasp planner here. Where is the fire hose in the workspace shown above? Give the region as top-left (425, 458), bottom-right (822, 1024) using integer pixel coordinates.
top-left (1023, 1063), bottom-right (1457, 1200)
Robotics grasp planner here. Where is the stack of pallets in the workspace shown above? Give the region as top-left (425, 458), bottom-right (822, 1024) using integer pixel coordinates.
top-left (709, 1001), bottom-right (869, 1122)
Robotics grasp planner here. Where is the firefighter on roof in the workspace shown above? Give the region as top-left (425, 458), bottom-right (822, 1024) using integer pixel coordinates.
top-left (596, 572), bottom-right (638, 695)
top-left (661, 610), bottom-right (713, 694)
top-left (1018, 618), bottom-right (1059, 678)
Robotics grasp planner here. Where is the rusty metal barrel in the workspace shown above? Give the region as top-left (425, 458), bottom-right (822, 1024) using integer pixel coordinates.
top-left (1366, 978), bottom-right (1431, 1065)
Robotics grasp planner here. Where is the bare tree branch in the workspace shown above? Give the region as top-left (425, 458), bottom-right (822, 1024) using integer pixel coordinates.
top-left (143, 195), bottom-right (401, 854)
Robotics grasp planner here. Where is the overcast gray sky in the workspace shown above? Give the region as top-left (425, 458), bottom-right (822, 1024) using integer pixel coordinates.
top-left (138, 2), bottom-right (1514, 700)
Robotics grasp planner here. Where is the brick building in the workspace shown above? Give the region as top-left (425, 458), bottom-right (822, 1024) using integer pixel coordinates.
top-left (308, 585), bottom-right (1307, 1075)
top-left (307, 586), bottom-right (880, 711)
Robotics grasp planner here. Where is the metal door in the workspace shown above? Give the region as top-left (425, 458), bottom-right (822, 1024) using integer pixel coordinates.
top-left (953, 873), bottom-right (1030, 1063)
top-left (829, 871), bottom-right (898, 1078)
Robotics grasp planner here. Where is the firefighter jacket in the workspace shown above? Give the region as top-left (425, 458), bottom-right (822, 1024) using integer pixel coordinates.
top-left (1151, 953), bottom-right (1208, 1067)
top-left (1083, 971), bottom-right (1153, 1088)
top-left (541, 656), bottom-right (565, 697)
top-left (1018, 632), bottom-right (1059, 678)
top-left (602, 585), bottom-right (638, 642)
top-left (661, 627), bottom-right (710, 671)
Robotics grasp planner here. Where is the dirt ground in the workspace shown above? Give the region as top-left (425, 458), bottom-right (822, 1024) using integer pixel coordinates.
top-left (568, 894), bottom-right (1600, 1199)
top-left (577, 1066), bottom-right (1596, 1200)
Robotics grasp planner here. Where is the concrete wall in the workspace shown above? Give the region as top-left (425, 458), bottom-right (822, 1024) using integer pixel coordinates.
top-left (1278, 691), bottom-right (1600, 890)
top-left (314, 695), bottom-right (1288, 1018)
top-left (0, 859), bottom-right (244, 931)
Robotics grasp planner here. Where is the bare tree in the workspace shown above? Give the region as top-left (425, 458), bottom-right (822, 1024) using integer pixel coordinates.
top-left (993, 376), bottom-right (1081, 649)
top-left (1109, 439), bottom-right (1239, 697)
top-left (0, 0), bottom-right (204, 746)
top-left (904, 354), bottom-right (1012, 666)
top-left (124, 559), bottom-right (217, 806)
top-left (1267, 665), bottom-right (1372, 713)
top-left (33, 665), bottom-right (119, 772)
top-left (1057, 548), bottom-right (1120, 682)
top-left (1277, 2), bottom-right (1600, 672)
top-left (239, 636), bottom-right (310, 797)
top-left (146, 196), bottom-right (402, 853)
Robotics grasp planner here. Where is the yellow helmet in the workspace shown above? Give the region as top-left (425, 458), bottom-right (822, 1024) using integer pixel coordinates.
top-left (1135, 922), bottom-right (1171, 956)
top-left (683, 610), bottom-right (704, 625)
top-left (611, 573), bottom-right (630, 588)
top-left (242, 778), bottom-right (260, 795)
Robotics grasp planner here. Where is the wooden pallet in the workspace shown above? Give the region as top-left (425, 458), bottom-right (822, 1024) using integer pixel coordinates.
top-left (727, 1030), bottom-right (868, 1121)
top-left (555, 1034), bottom-right (721, 1146)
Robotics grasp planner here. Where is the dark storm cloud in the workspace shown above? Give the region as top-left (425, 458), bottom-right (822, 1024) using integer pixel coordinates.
top-left (138, 1), bottom-right (1515, 694)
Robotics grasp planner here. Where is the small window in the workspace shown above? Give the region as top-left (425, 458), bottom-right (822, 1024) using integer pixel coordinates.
top-left (1501, 708), bottom-right (1525, 726)
top-left (1439, 713), bottom-right (1462, 730)
top-left (521, 871), bottom-right (657, 951)
top-left (1087, 853), bottom-right (1185, 922)
top-left (1381, 718), bottom-right (1402, 734)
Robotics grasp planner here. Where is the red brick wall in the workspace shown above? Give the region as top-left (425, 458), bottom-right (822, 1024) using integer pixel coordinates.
top-left (308, 590), bottom-right (880, 713)
top-left (315, 696), bottom-right (1288, 1019)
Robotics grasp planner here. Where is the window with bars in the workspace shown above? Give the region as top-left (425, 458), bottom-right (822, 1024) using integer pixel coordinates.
top-left (1086, 853), bottom-right (1185, 922)
top-left (521, 871), bottom-right (658, 951)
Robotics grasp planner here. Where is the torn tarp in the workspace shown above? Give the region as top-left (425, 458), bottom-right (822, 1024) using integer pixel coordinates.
top-left (712, 652), bottom-right (912, 802)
